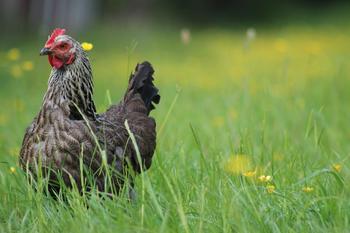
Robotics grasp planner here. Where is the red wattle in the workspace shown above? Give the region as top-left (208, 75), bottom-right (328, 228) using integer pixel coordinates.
top-left (48, 55), bottom-right (64, 69)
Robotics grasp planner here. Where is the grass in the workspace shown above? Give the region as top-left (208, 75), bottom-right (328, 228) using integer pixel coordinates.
top-left (0, 16), bottom-right (350, 232)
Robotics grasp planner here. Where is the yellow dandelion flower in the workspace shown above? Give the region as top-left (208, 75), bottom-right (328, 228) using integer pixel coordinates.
top-left (10, 65), bottom-right (23, 78)
top-left (302, 186), bottom-right (314, 193)
top-left (7, 48), bottom-right (20, 61)
top-left (242, 170), bottom-right (256, 177)
top-left (266, 185), bottom-right (275, 194)
top-left (212, 116), bottom-right (224, 128)
top-left (258, 175), bottom-right (272, 182)
top-left (10, 167), bottom-right (16, 174)
top-left (22, 61), bottom-right (34, 71)
top-left (81, 42), bottom-right (93, 51)
top-left (224, 155), bottom-right (252, 175)
top-left (332, 164), bottom-right (341, 173)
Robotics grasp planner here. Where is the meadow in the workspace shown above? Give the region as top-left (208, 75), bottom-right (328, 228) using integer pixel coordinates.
top-left (0, 16), bottom-right (350, 232)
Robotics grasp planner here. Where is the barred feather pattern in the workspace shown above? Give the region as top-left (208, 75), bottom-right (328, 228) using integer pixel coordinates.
top-left (19, 38), bottom-right (158, 195)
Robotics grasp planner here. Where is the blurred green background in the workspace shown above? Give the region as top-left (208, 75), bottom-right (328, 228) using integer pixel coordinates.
top-left (1, 0), bottom-right (350, 34)
top-left (0, 1), bottom-right (350, 232)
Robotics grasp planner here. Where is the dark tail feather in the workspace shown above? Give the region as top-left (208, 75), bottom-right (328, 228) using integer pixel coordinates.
top-left (125, 61), bottom-right (160, 114)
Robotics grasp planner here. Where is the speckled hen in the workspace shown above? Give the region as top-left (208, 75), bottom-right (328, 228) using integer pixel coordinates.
top-left (19, 28), bottom-right (160, 196)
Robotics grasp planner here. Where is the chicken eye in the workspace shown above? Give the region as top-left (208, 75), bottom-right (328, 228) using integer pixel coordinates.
top-left (59, 43), bottom-right (67, 49)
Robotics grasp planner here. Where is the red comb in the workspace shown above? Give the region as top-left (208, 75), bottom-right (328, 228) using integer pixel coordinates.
top-left (45, 28), bottom-right (66, 47)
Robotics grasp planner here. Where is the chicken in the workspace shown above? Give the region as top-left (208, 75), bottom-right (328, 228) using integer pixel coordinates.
top-left (19, 28), bottom-right (160, 196)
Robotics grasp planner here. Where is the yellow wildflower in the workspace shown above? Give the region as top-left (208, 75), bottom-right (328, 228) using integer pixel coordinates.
top-left (258, 175), bottom-right (272, 182)
top-left (10, 65), bottom-right (23, 78)
top-left (266, 185), bottom-right (275, 194)
top-left (7, 48), bottom-right (20, 61)
top-left (81, 42), bottom-right (93, 51)
top-left (10, 167), bottom-right (16, 174)
top-left (332, 164), bottom-right (341, 173)
top-left (22, 61), bottom-right (34, 71)
top-left (224, 155), bottom-right (252, 175)
top-left (302, 186), bottom-right (314, 193)
top-left (242, 170), bottom-right (256, 177)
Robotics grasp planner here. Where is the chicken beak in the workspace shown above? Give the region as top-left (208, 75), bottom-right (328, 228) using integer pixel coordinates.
top-left (40, 47), bottom-right (52, 56)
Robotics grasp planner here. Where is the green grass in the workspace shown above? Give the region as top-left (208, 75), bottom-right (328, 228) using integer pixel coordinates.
top-left (0, 18), bottom-right (350, 232)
